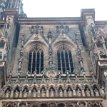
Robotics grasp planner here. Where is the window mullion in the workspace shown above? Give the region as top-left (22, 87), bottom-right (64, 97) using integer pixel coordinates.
top-left (67, 50), bottom-right (71, 73)
top-left (32, 52), bottom-right (35, 74)
top-left (57, 52), bottom-right (60, 70)
top-left (60, 51), bottom-right (63, 73)
top-left (63, 50), bottom-right (66, 73)
top-left (31, 52), bottom-right (34, 74)
top-left (39, 51), bottom-right (41, 74)
top-left (35, 51), bottom-right (37, 73)
top-left (28, 52), bottom-right (31, 73)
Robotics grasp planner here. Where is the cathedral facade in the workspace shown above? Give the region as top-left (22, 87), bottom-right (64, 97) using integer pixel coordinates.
top-left (0, 0), bottom-right (107, 107)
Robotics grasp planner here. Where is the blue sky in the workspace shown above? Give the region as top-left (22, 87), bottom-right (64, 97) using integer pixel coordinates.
top-left (23, 0), bottom-right (107, 20)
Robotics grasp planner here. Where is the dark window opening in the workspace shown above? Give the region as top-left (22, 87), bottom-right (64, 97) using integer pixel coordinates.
top-left (28, 50), bottom-right (44, 74)
top-left (57, 49), bottom-right (74, 74)
top-left (0, 40), bottom-right (5, 48)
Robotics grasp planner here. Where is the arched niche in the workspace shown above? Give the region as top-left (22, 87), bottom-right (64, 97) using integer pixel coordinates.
top-left (58, 87), bottom-right (64, 97)
top-left (40, 104), bottom-right (48, 107)
top-left (14, 85), bottom-right (20, 98)
top-left (75, 86), bottom-right (82, 97)
top-left (5, 86), bottom-right (12, 98)
top-left (66, 86), bottom-right (73, 97)
top-left (32, 105), bottom-right (38, 107)
top-left (40, 86), bottom-right (46, 97)
top-left (57, 103), bottom-right (65, 107)
top-left (22, 86), bottom-right (29, 98)
top-left (49, 86), bottom-right (56, 97)
top-left (84, 85), bottom-right (91, 97)
top-left (31, 86), bottom-right (38, 97)
top-left (49, 103), bottom-right (56, 107)
top-left (92, 84), bottom-right (100, 97)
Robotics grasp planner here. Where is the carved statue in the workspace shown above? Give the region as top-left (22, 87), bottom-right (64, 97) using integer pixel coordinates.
top-left (67, 88), bottom-right (73, 97)
top-left (23, 88), bottom-right (28, 97)
top-left (76, 88), bottom-right (82, 97)
top-left (85, 88), bottom-right (91, 97)
top-left (5, 89), bottom-right (11, 98)
top-left (32, 89), bottom-right (37, 97)
top-left (59, 89), bottom-right (63, 97)
top-left (93, 88), bottom-right (99, 96)
top-left (50, 88), bottom-right (55, 97)
top-left (14, 90), bottom-right (20, 98)
top-left (41, 88), bottom-right (46, 97)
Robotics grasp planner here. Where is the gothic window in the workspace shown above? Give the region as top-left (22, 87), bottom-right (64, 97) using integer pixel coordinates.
top-left (28, 49), bottom-right (44, 74)
top-left (57, 48), bottom-right (73, 74)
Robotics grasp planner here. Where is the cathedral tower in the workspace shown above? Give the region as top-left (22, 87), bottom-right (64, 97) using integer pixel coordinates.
top-left (0, 1), bottom-right (107, 107)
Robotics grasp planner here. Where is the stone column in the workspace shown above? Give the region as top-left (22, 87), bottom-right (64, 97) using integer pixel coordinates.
top-left (29, 90), bottom-right (31, 98)
top-left (55, 88), bottom-right (58, 97)
top-left (90, 89), bottom-right (94, 97)
top-left (38, 89), bottom-right (40, 97)
top-left (85, 102), bottom-right (88, 107)
top-left (64, 89), bottom-right (67, 97)
top-left (81, 88), bottom-right (85, 97)
top-left (19, 91), bottom-right (22, 98)
top-left (73, 89), bottom-right (76, 96)
top-left (46, 87), bottom-right (49, 97)
top-left (10, 90), bottom-right (14, 98)
top-left (0, 101), bottom-right (2, 107)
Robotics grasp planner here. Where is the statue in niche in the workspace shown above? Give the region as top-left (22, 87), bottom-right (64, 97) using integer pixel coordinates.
top-left (14, 90), bottom-right (20, 98)
top-left (85, 88), bottom-right (91, 97)
top-left (65, 26), bottom-right (69, 33)
top-left (18, 61), bottom-right (22, 70)
top-left (40, 26), bottom-right (44, 35)
top-left (67, 88), bottom-right (73, 97)
top-left (5, 89), bottom-right (11, 98)
top-left (41, 88), bottom-right (46, 97)
top-left (23, 88), bottom-right (28, 98)
top-left (93, 88), bottom-right (99, 96)
top-left (18, 57), bottom-right (23, 70)
top-left (49, 88), bottom-right (55, 97)
top-left (59, 89), bottom-right (63, 97)
top-left (20, 49), bottom-right (23, 57)
top-left (21, 40), bottom-right (24, 47)
top-left (56, 26), bottom-right (60, 33)
top-left (32, 88), bottom-right (37, 97)
top-left (76, 88), bottom-right (82, 97)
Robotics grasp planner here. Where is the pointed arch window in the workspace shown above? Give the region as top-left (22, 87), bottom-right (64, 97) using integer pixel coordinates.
top-left (57, 49), bottom-right (73, 74)
top-left (28, 49), bottom-right (44, 74)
